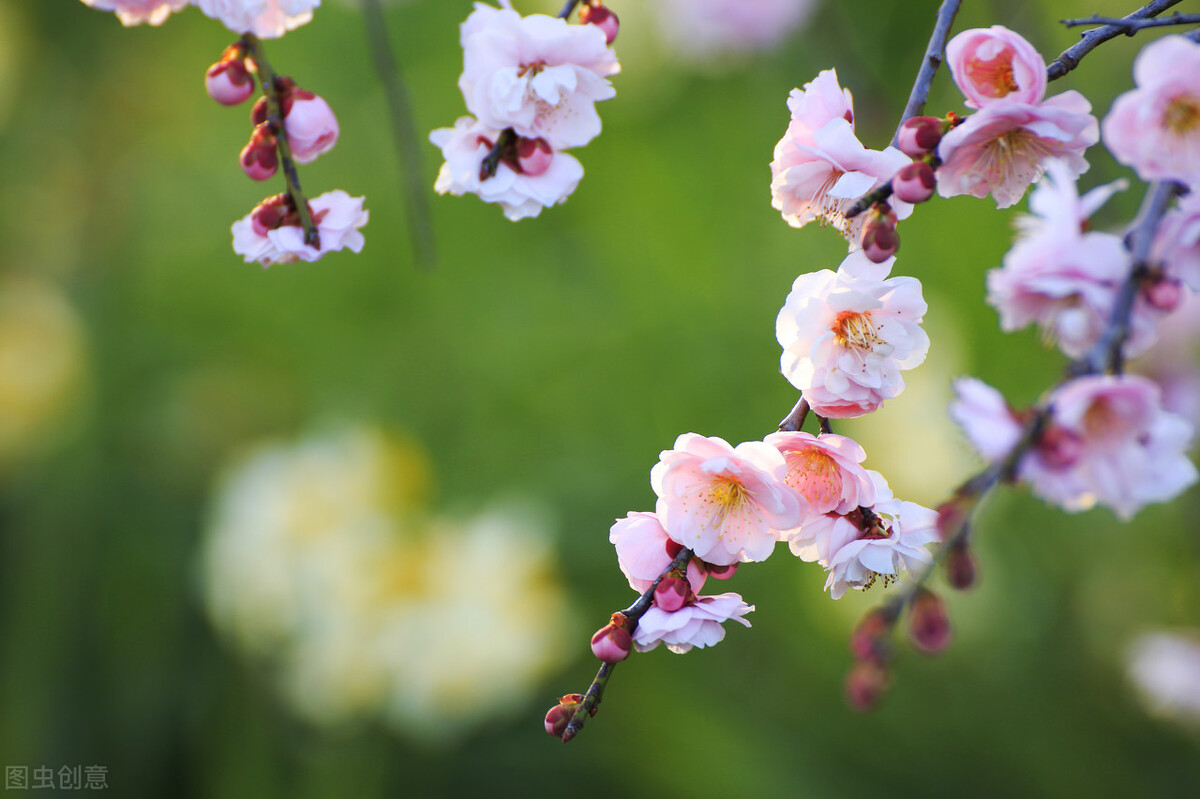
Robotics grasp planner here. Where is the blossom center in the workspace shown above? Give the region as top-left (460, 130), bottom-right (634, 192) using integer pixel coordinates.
top-left (1163, 94), bottom-right (1200, 134)
top-left (832, 310), bottom-right (883, 351)
top-left (517, 61), bottom-right (546, 79)
top-left (785, 449), bottom-right (842, 508)
top-left (978, 127), bottom-right (1050, 182)
top-left (966, 53), bottom-right (1018, 98)
top-left (702, 478), bottom-right (749, 530)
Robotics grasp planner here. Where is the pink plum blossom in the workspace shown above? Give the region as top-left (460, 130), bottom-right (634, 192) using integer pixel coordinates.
top-left (609, 512), bottom-right (707, 595)
top-left (631, 593), bottom-right (754, 654)
top-left (231, 190), bottom-right (368, 267)
top-left (763, 431), bottom-right (875, 517)
top-left (771, 71), bottom-right (912, 242)
top-left (650, 433), bottom-right (803, 566)
top-left (776, 257), bottom-right (929, 418)
top-left (1102, 36), bottom-right (1200, 184)
top-left (193, 0), bottom-right (320, 38)
top-left (458, 1), bottom-right (618, 150)
top-left (1023, 375), bottom-right (1198, 519)
top-left (651, 0), bottom-right (816, 63)
top-left (946, 26), bottom-right (1047, 109)
top-left (429, 116), bottom-right (583, 221)
top-left (1132, 291), bottom-right (1200, 428)
top-left (936, 92), bottom-right (1098, 208)
top-left (986, 161), bottom-right (1155, 359)
top-left (822, 472), bottom-right (939, 600)
top-left (949, 377), bottom-right (1024, 463)
top-left (783, 510), bottom-right (861, 566)
top-left (285, 92), bottom-right (339, 164)
top-left (78, 0), bottom-right (187, 26)
top-left (1153, 189), bottom-right (1200, 292)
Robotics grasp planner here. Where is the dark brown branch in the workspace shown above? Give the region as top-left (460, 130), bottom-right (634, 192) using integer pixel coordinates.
top-left (778, 396), bottom-right (810, 432)
top-left (1061, 12), bottom-right (1200, 31)
top-left (1047, 0), bottom-right (1183, 81)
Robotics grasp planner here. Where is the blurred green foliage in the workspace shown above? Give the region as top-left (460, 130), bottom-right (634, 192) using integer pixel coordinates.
top-left (1, 0), bottom-right (1199, 796)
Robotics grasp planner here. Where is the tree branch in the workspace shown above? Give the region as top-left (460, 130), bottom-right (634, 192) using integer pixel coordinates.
top-left (889, 0), bottom-right (964, 148)
top-left (1047, 0), bottom-right (1183, 81)
top-left (1061, 12), bottom-right (1200, 31)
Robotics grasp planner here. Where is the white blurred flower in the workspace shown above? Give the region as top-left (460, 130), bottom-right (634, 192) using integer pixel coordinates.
top-left (1127, 632), bottom-right (1200, 724)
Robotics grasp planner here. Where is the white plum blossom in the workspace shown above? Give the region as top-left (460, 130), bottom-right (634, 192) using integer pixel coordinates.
top-left (631, 593), bottom-right (754, 654)
top-left (1025, 375), bottom-right (1198, 519)
top-left (651, 433), bottom-right (803, 566)
top-left (1127, 632), bottom-right (1200, 723)
top-left (458, 1), bottom-right (618, 150)
top-left (430, 116), bottom-right (583, 221)
top-left (78, 0), bottom-right (187, 26)
top-left (652, 0), bottom-right (816, 63)
top-left (771, 70), bottom-right (912, 242)
top-left (1102, 36), bottom-right (1200, 184)
top-left (776, 255), bottom-right (929, 418)
top-left (232, 190), bottom-right (368, 267)
top-left (194, 0), bottom-right (320, 38)
top-left (783, 510), bottom-right (861, 566)
top-left (822, 472), bottom-right (939, 600)
top-left (949, 377), bottom-right (1024, 463)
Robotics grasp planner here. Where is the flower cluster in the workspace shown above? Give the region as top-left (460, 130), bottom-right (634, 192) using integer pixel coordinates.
top-left (430, 1), bottom-right (620, 220)
top-left (80, 0), bottom-right (321, 37)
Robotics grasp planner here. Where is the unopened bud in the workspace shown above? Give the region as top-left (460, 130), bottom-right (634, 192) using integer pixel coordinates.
top-left (1038, 424), bottom-right (1084, 469)
top-left (590, 614), bottom-right (633, 663)
top-left (706, 562), bottom-right (737, 580)
top-left (860, 205), bottom-right (899, 263)
top-left (251, 95), bottom-right (269, 126)
top-left (1143, 277), bottom-right (1183, 312)
top-left (654, 576), bottom-right (689, 612)
top-left (845, 661), bottom-right (891, 712)
top-left (544, 693), bottom-right (585, 738)
top-left (946, 543), bottom-right (978, 590)
top-left (206, 52), bottom-right (255, 106)
top-left (891, 161), bottom-right (936, 204)
top-left (250, 194), bottom-right (292, 236)
top-left (909, 587), bottom-right (952, 654)
top-left (896, 116), bottom-right (944, 157)
top-left (850, 607), bottom-right (894, 663)
top-left (579, 3), bottom-right (619, 44)
top-left (516, 136), bottom-right (554, 176)
top-left (240, 124), bottom-right (278, 181)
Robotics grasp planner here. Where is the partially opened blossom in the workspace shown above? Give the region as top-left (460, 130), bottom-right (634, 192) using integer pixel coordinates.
top-left (458, 1), bottom-right (618, 150)
top-left (1153, 190), bottom-right (1200, 292)
top-left (949, 377), bottom-right (1024, 463)
top-left (430, 116), bottom-right (583, 221)
top-left (937, 92), bottom-right (1098, 208)
top-left (79, 0), bottom-right (187, 26)
top-left (232, 190), bottom-right (368, 267)
top-left (285, 92), bottom-right (339, 164)
top-left (946, 26), bottom-right (1046, 109)
top-left (651, 433), bottom-right (802, 565)
top-left (776, 260), bottom-right (929, 418)
top-left (609, 512), bottom-right (707, 595)
top-left (822, 472), bottom-right (939, 600)
top-left (652, 0), bottom-right (816, 63)
top-left (1023, 375), bottom-right (1198, 519)
top-left (631, 593), bottom-right (754, 654)
top-left (1102, 36), bottom-right (1200, 184)
top-left (194, 0), bottom-right (320, 38)
top-left (763, 431), bottom-right (875, 517)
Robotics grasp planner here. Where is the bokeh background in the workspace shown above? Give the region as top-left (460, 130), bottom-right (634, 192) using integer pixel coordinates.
top-left (3, 0), bottom-right (1200, 796)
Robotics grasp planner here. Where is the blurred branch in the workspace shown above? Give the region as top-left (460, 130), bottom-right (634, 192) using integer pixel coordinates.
top-left (362, 0), bottom-right (436, 270)
top-left (243, 34), bottom-right (320, 248)
top-left (1047, 0), bottom-right (1183, 81)
top-left (561, 547), bottom-right (693, 742)
top-left (1061, 12), bottom-right (1200, 31)
top-left (557, 0), bottom-right (582, 19)
top-left (889, 0), bottom-right (963, 148)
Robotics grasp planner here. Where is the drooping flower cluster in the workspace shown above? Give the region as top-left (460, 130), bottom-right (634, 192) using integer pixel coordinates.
top-left (79, 0), bottom-right (321, 36)
top-left (430, 1), bottom-right (620, 220)
top-left (937, 26), bottom-right (1098, 208)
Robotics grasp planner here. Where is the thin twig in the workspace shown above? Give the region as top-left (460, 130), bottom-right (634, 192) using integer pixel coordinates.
top-left (561, 547), bottom-right (693, 742)
top-left (243, 34), bottom-right (320, 248)
top-left (557, 0), bottom-right (583, 19)
top-left (778, 396), bottom-right (810, 432)
top-left (1061, 12), bottom-right (1200, 30)
top-left (362, 0), bottom-right (436, 270)
top-left (889, 0), bottom-right (963, 148)
top-left (1047, 0), bottom-right (1183, 81)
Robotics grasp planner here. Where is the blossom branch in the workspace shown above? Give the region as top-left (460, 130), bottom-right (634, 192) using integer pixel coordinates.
top-left (889, 0), bottom-right (963, 148)
top-left (1061, 12), bottom-right (1200, 31)
top-left (1046, 0), bottom-right (1183, 81)
top-left (362, 0), bottom-right (436, 270)
top-left (560, 547), bottom-right (694, 742)
top-left (241, 34), bottom-right (320, 248)
top-left (778, 396), bottom-right (810, 432)
top-left (1080, 180), bottom-right (1184, 375)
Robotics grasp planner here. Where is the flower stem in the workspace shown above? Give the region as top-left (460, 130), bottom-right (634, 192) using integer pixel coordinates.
top-left (889, 0), bottom-right (963, 148)
top-left (557, 0), bottom-right (583, 20)
top-left (241, 34), bottom-right (320, 249)
top-left (1047, 0), bottom-right (1183, 81)
top-left (778, 396), bottom-right (810, 432)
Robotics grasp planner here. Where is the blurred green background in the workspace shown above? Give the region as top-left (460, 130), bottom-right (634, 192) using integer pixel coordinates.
top-left (2, 0), bottom-right (1199, 796)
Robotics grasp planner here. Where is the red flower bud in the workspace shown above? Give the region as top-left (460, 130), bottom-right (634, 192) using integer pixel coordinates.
top-left (240, 123), bottom-right (278, 181)
top-left (908, 587), bottom-right (952, 654)
top-left (892, 161), bottom-right (936, 204)
top-left (946, 543), bottom-right (978, 591)
top-left (896, 116), bottom-right (944, 157)
top-left (1143, 277), bottom-right (1183, 312)
top-left (578, 3), bottom-right (619, 44)
top-left (516, 136), bottom-right (554, 176)
top-left (206, 55), bottom-right (255, 106)
top-left (590, 614), bottom-right (633, 663)
top-left (850, 607), bottom-right (894, 663)
top-left (860, 205), bottom-right (899, 263)
top-left (544, 693), bottom-right (585, 738)
top-left (654, 576), bottom-right (689, 612)
top-left (845, 661), bottom-right (891, 712)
